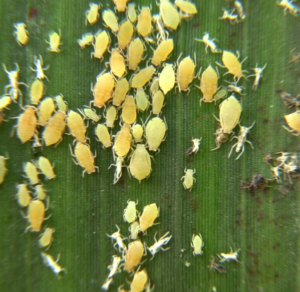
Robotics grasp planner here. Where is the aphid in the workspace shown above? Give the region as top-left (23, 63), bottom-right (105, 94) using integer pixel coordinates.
top-left (191, 233), bottom-right (204, 255)
top-left (159, 0), bottom-right (181, 30)
top-left (219, 8), bottom-right (239, 24)
top-left (113, 0), bottom-right (128, 12)
top-left (248, 63), bottom-right (267, 91)
top-left (95, 124), bottom-right (112, 148)
top-left (289, 48), bottom-right (300, 63)
top-left (102, 9), bottom-right (119, 33)
top-left (32, 133), bottom-right (42, 148)
top-left (234, 1), bottom-right (246, 20)
top-left (130, 269), bottom-right (148, 292)
top-left (197, 65), bottom-right (218, 104)
top-left (107, 225), bottom-right (127, 253)
top-left (152, 90), bottom-right (165, 115)
top-left (218, 247), bottom-right (241, 263)
top-left (0, 154), bottom-right (8, 185)
top-left (117, 20), bottom-right (134, 50)
top-left (85, 3), bottom-right (100, 25)
top-left (40, 252), bottom-right (66, 278)
top-left (176, 55), bottom-right (196, 92)
top-left (152, 14), bottom-right (168, 43)
top-left (0, 94), bottom-right (12, 111)
top-left (34, 184), bottom-right (47, 200)
top-left (129, 221), bottom-right (139, 240)
top-left (23, 161), bottom-right (40, 185)
top-left (102, 278), bottom-right (113, 291)
top-left (241, 173), bottom-right (270, 192)
top-left (122, 95), bottom-right (137, 125)
top-left (283, 162), bottom-right (298, 184)
top-left (70, 142), bottom-right (98, 176)
top-left (105, 106), bottom-right (118, 128)
top-left (25, 199), bottom-right (47, 232)
top-left (147, 232), bottom-right (172, 259)
top-left (78, 107), bottom-right (101, 123)
top-left (30, 55), bottom-right (50, 80)
top-left (67, 110), bottom-right (87, 143)
top-left (131, 66), bottom-right (156, 88)
top-left (91, 30), bottom-right (110, 60)
top-left (109, 48), bottom-right (126, 78)
top-left (113, 124), bottom-right (132, 158)
top-left (138, 203), bottom-right (159, 233)
top-left (207, 256), bottom-right (227, 273)
top-left (181, 168), bottom-right (196, 190)
top-left (107, 255), bottom-right (122, 278)
top-left (42, 111), bottom-right (66, 146)
top-left (77, 33), bottom-right (94, 48)
top-left (227, 82), bottom-right (246, 95)
top-left (124, 240), bottom-right (144, 272)
top-left (159, 63), bottom-right (175, 95)
top-left (109, 156), bottom-right (125, 184)
top-left (37, 97), bottom-right (55, 126)
top-left (186, 138), bottom-right (202, 155)
top-left (54, 94), bottom-right (68, 113)
top-left (150, 78), bottom-right (160, 95)
top-left (277, 90), bottom-right (300, 109)
top-left (128, 38), bottom-right (145, 71)
top-left (277, 0), bottom-right (300, 16)
top-left (92, 72), bottom-right (115, 108)
top-left (276, 151), bottom-right (290, 165)
top-left (135, 88), bottom-right (149, 112)
top-left (131, 124), bottom-right (144, 142)
top-left (175, 0), bottom-right (198, 16)
top-left (113, 78), bottom-right (130, 106)
top-left (127, 3), bottom-right (137, 23)
top-left (30, 79), bottom-right (44, 105)
top-left (137, 6), bottom-right (152, 37)
top-left (212, 87), bottom-right (228, 104)
top-left (195, 33), bottom-right (220, 53)
top-left (283, 111), bottom-right (300, 136)
top-left (151, 39), bottom-right (174, 66)
top-left (39, 227), bottom-right (55, 249)
top-left (38, 156), bottom-right (56, 180)
top-left (124, 200), bottom-right (138, 223)
top-left (145, 117), bottom-right (167, 151)
top-left (47, 31), bottom-right (62, 52)
top-left (13, 23), bottom-right (29, 46)
top-left (228, 122), bottom-right (255, 160)
top-left (15, 183), bottom-right (32, 207)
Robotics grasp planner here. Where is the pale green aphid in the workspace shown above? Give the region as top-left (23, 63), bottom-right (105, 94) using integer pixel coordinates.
top-left (131, 124), bottom-right (144, 143)
top-left (152, 90), bottom-right (165, 115)
top-left (191, 233), bottom-right (204, 256)
top-left (135, 88), bottom-right (149, 112)
top-left (95, 124), bottom-right (112, 148)
top-left (123, 200), bottom-right (138, 223)
top-left (181, 168), bottom-right (196, 190)
top-left (145, 117), bottom-right (167, 151)
top-left (105, 106), bottom-right (117, 128)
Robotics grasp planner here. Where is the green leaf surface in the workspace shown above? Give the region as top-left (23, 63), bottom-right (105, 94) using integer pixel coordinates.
top-left (0, 0), bottom-right (299, 291)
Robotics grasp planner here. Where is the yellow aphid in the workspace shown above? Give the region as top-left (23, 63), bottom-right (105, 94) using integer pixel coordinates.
top-left (150, 78), bottom-right (160, 95)
top-left (109, 156), bottom-right (125, 184)
top-left (16, 106), bottom-right (37, 144)
top-left (47, 31), bottom-right (62, 53)
top-left (137, 7), bottom-right (152, 37)
top-left (23, 161), bottom-right (40, 185)
top-left (159, 63), bottom-right (175, 94)
top-left (16, 183), bottom-right (32, 207)
top-left (78, 107), bottom-right (101, 123)
top-left (135, 88), bottom-right (149, 112)
top-left (138, 203), bottom-right (159, 233)
top-left (67, 110), bottom-right (87, 143)
top-left (91, 29), bottom-right (110, 60)
top-left (127, 3), bottom-right (137, 23)
top-left (122, 95), bottom-right (137, 124)
top-left (110, 48), bottom-right (126, 78)
top-left (30, 55), bottom-right (50, 80)
top-left (85, 3), bottom-right (100, 25)
top-left (113, 78), bottom-right (130, 106)
top-left (175, 0), bottom-right (198, 15)
top-left (131, 269), bottom-right (148, 292)
top-left (195, 32), bottom-right (220, 54)
top-left (0, 94), bottom-right (12, 111)
top-left (131, 124), bottom-right (144, 142)
top-left (30, 79), bottom-right (44, 105)
top-left (113, 124), bottom-right (132, 158)
top-left (152, 90), bottom-right (165, 115)
top-left (160, 0), bottom-right (180, 30)
top-left (131, 66), bottom-right (156, 88)
top-left (152, 39), bottom-right (174, 66)
top-left (40, 252), bottom-right (67, 278)
top-left (34, 184), bottom-right (47, 200)
top-left (42, 111), bottom-right (66, 146)
top-left (145, 117), bottom-right (167, 151)
top-left (105, 106), bottom-right (118, 128)
top-left (95, 124), bottom-right (112, 148)
top-left (176, 55), bottom-right (196, 92)
top-left (181, 168), bottom-right (196, 190)
top-left (38, 97), bottom-right (55, 126)
top-left (25, 199), bottom-right (46, 232)
top-left (124, 200), bottom-right (138, 223)
top-left (129, 144), bottom-right (152, 182)
top-left (284, 111), bottom-right (300, 136)
top-left (13, 23), bottom-right (29, 46)
top-left (197, 65), bottom-right (218, 104)
top-left (54, 94), bottom-right (68, 113)
top-left (39, 227), bottom-right (55, 249)
top-left (92, 72), bottom-right (115, 108)
top-left (102, 9), bottom-right (119, 33)
top-left (0, 155), bottom-right (8, 185)
top-left (113, 0), bottom-right (128, 12)
top-left (70, 142), bottom-right (98, 176)
top-left (128, 38), bottom-right (145, 71)
top-left (191, 233), bottom-right (204, 255)
top-left (129, 221), bottom-right (139, 240)
top-left (124, 240), bottom-right (144, 272)
top-left (77, 33), bottom-right (94, 48)
top-left (38, 156), bottom-right (56, 180)
top-left (118, 20), bottom-right (134, 50)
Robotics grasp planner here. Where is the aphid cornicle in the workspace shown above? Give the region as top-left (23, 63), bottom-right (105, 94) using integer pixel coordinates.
top-left (123, 200), bottom-right (138, 223)
top-left (77, 33), bottom-right (94, 48)
top-left (197, 65), bottom-right (218, 104)
top-left (129, 144), bottom-right (152, 182)
top-left (159, 63), bottom-right (175, 95)
top-left (39, 227), bottom-right (55, 249)
top-left (137, 6), bottom-right (152, 37)
top-left (38, 156), bottom-right (56, 180)
top-left (40, 252), bottom-right (67, 278)
top-left (113, 124), bottom-right (132, 158)
top-left (152, 90), bottom-right (165, 115)
top-left (176, 55), bottom-right (196, 92)
top-left (127, 3), bottom-right (137, 23)
top-left (175, 0), bottom-right (198, 16)
top-left (67, 110), bottom-right (87, 143)
top-left (25, 199), bottom-right (47, 232)
top-left (151, 39), bottom-right (174, 66)
top-left (30, 55), bottom-right (50, 80)
top-left (95, 124), bottom-right (112, 148)
top-left (78, 106), bottom-right (101, 123)
top-left (23, 161), bottom-right (40, 185)
top-left (113, 78), bottom-right (130, 106)
top-left (105, 106), bottom-right (118, 128)
top-left (47, 31), bottom-right (62, 52)
top-left (30, 79), bottom-right (44, 105)
top-left (102, 9), bottom-right (119, 33)
top-left (159, 0), bottom-right (181, 30)
top-left (16, 106), bottom-right (37, 144)
top-left (34, 184), bottom-right (47, 200)
top-left (131, 124), bottom-right (144, 142)
top-left (38, 97), bottom-right (55, 126)
top-left (128, 38), bottom-right (145, 71)
top-left (195, 33), bottom-right (220, 54)
top-left (131, 66), bottom-right (156, 88)
top-left (122, 95), bottom-right (137, 125)
top-left (145, 117), bottom-right (167, 151)
top-left (85, 3), bottom-right (100, 25)
top-left (55, 94), bottom-right (68, 113)
top-left (130, 269), bottom-right (148, 292)
top-left (92, 72), bottom-right (115, 108)
top-left (0, 155), bottom-right (8, 185)
top-left (135, 88), bottom-right (149, 112)
top-left (181, 168), bottom-right (196, 190)
top-left (91, 30), bottom-right (110, 60)
top-left (248, 63), bottom-right (267, 91)
top-left (117, 20), bottom-right (134, 50)
top-left (16, 183), bottom-right (32, 207)
top-left (109, 48), bottom-right (126, 78)
top-left (283, 111), bottom-right (300, 136)
top-left (191, 233), bottom-right (204, 256)
top-left (13, 23), bottom-right (29, 46)
top-left (138, 203), bottom-right (159, 233)
top-left (124, 240), bottom-right (144, 272)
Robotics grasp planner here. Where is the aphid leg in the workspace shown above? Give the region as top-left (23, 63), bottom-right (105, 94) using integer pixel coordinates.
top-left (282, 125), bottom-right (300, 136)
